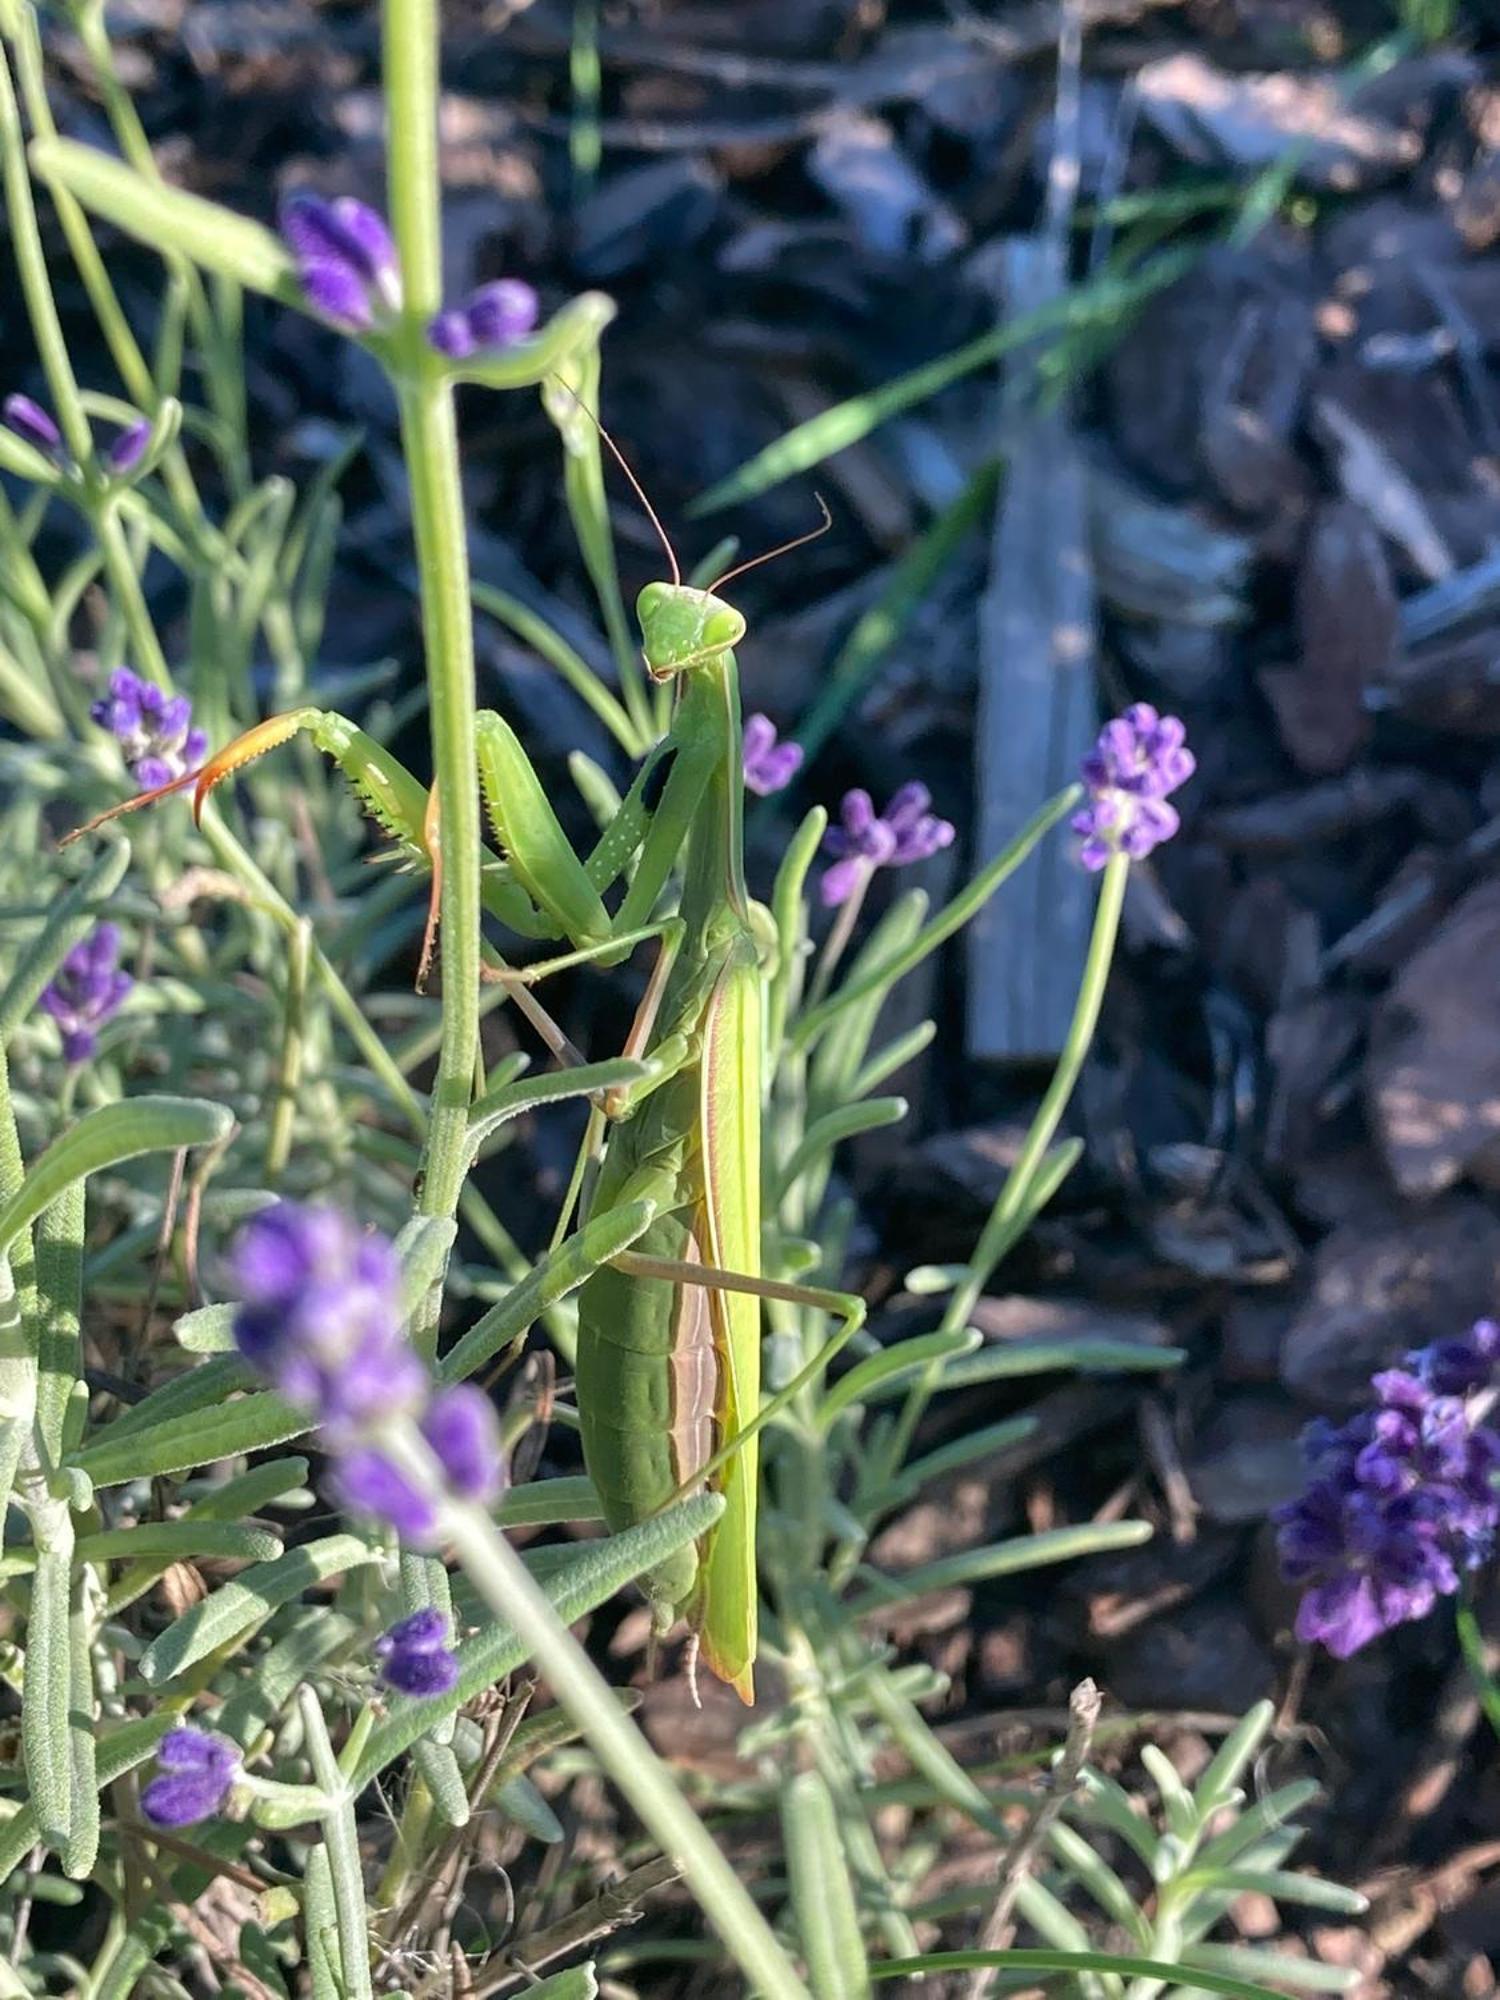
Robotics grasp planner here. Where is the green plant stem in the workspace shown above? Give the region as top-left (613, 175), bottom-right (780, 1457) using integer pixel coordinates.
top-left (884, 852), bottom-right (1128, 1477)
top-left (384, 0), bottom-right (481, 1357)
top-left (0, 36), bottom-right (91, 464)
top-left (297, 1686), bottom-right (375, 2000)
top-left (403, 1442), bottom-right (811, 2000)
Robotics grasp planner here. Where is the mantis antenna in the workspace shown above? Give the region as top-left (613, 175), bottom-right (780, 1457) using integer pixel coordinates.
top-left (549, 376), bottom-right (681, 586)
top-left (713, 494), bottom-right (833, 591)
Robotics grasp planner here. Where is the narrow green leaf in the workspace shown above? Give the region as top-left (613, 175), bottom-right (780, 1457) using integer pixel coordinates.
top-left (394, 1214), bottom-right (458, 1319)
top-left (172, 1303), bottom-right (237, 1353)
top-left (1176, 1868), bottom-right (1366, 1917)
top-left (73, 1384), bottom-right (305, 1487)
top-left (140, 1534), bottom-right (377, 1685)
top-left (775, 1097), bottom-right (908, 1198)
top-left (817, 1330), bottom-right (979, 1433)
top-left (848, 1520), bottom-right (1153, 1618)
top-left (30, 138), bottom-right (299, 300)
top-left (868, 1950), bottom-right (1283, 1997)
top-left (494, 1772), bottom-right (564, 1843)
top-left (23, 1538), bottom-right (72, 1848)
top-left (522, 1969), bottom-right (598, 2000)
top-left (412, 1736), bottom-right (471, 1830)
top-left (467, 1058), bottom-right (651, 1154)
top-left (76, 1520), bottom-right (284, 1565)
top-left (0, 1096), bottom-right (235, 1254)
top-left (1192, 1781), bottom-right (1322, 1875)
top-left (33, 1183), bottom-right (83, 1465)
top-left (83, 1352), bottom-right (256, 1450)
top-left (688, 248), bottom-right (1195, 516)
top-left (62, 1565), bottom-right (100, 1879)
top-left (1192, 1701), bottom-right (1274, 1819)
top-left (496, 1475), bottom-right (603, 1526)
top-left (354, 1493), bottom-right (722, 1786)
top-left (783, 1768), bottom-right (871, 1999)
top-left (437, 1197), bottom-right (656, 1384)
top-left (1179, 1944), bottom-right (1359, 1993)
top-left (939, 1338), bottom-right (1187, 1389)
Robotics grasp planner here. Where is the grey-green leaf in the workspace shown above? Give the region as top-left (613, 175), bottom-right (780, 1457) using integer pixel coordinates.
top-left (139, 1534), bottom-right (377, 1685)
top-left (0, 1096), bottom-right (235, 1255)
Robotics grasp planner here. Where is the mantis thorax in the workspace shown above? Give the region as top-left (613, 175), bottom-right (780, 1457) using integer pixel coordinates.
top-left (637, 582), bottom-right (745, 681)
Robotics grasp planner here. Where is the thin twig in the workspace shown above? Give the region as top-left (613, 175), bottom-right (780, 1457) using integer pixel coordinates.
top-left (472, 1856), bottom-right (684, 1997)
top-left (962, 1678), bottom-right (1103, 2000)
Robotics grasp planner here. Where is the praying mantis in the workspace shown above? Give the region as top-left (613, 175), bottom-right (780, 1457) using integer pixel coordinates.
top-left (66, 492), bottom-right (863, 1704)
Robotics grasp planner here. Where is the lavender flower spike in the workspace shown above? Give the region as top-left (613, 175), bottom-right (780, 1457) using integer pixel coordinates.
top-left (280, 192), bottom-right (402, 332)
top-left (89, 667), bottom-right (207, 790)
top-left (1072, 703), bottom-right (1195, 872)
top-left (3, 393), bottom-right (63, 462)
top-left (742, 714), bottom-right (804, 797)
top-left (376, 1608), bottom-right (461, 1698)
top-left (429, 278), bottom-right (539, 359)
top-left (141, 1728), bottom-right (241, 1828)
top-left (232, 1205), bottom-right (424, 1443)
top-left (230, 1202), bottom-right (508, 1543)
top-left (1274, 1326), bottom-right (1500, 1658)
top-left (38, 923), bottom-right (132, 1064)
top-left (821, 781), bottom-right (955, 909)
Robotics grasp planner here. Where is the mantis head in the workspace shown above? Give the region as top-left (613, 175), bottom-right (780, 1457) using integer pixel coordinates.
top-left (637, 582), bottom-right (746, 682)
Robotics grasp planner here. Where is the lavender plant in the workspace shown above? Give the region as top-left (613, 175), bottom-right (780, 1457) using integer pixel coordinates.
top-left (0, 3), bottom-right (1365, 1995)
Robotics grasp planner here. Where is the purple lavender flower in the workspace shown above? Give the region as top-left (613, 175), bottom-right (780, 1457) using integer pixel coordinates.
top-left (38, 924), bottom-right (132, 1064)
top-left (89, 667), bottom-right (207, 790)
top-left (422, 1386), bottom-right (504, 1506)
top-left (375, 1608), bottom-right (461, 1698)
top-left (279, 193), bottom-right (402, 332)
top-left (107, 417), bottom-right (153, 476)
top-left (3, 393), bottom-right (63, 462)
top-left (230, 1203), bottom-right (507, 1543)
top-left (742, 714), bottom-right (804, 797)
top-left (1274, 1330), bottom-right (1500, 1658)
top-left (428, 278), bottom-right (539, 359)
top-left (821, 782), bottom-right (955, 908)
top-left (232, 1205), bottom-right (424, 1442)
top-left (1071, 704), bottom-right (1195, 871)
top-left (140, 1728), bottom-right (241, 1828)
top-left (335, 1446), bottom-right (435, 1541)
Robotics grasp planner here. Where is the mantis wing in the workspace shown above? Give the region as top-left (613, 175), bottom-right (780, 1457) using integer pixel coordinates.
top-left (694, 940), bottom-right (762, 1702)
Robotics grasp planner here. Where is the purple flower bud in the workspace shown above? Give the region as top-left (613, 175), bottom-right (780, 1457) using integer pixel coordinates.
top-left (464, 279), bottom-right (539, 348)
top-left (1071, 704), bottom-right (1195, 871)
top-left (232, 1205), bottom-right (422, 1442)
top-left (427, 307), bottom-right (476, 359)
top-left (375, 1608), bottom-right (461, 1697)
top-left (140, 1727), bottom-right (240, 1828)
top-left (38, 924), bottom-right (132, 1065)
top-left (107, 417), bottom-right (153, 476)
top-left (742, 714), bottom-right (804, 797)
top-left (428, 278), bottom-right (539, 361)
top-left (89, 667), bottom-right (206, 792)
top-left (1275, 1327), bottom-right (1500, 1657)
top-left (334, 1447), bottom-right (436, 1541)
top-left (421, 1385), bottom-right (505, 1506)
top-left (3, 393), bottom-right (63, 461)
top-left (820, 782), bottom-right (955, 907)
top-left (280, 193), bottom-right (402, 330)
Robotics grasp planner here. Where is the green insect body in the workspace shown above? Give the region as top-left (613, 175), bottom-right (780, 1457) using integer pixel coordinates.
top-left (574, 586), bottom-right (763, 1702)
top-left (68, 576), bottom-right (770, 1702)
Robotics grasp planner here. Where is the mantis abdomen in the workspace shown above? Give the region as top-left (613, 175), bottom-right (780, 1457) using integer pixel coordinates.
top-left (576, 1209), bottom-right (715, 1628)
